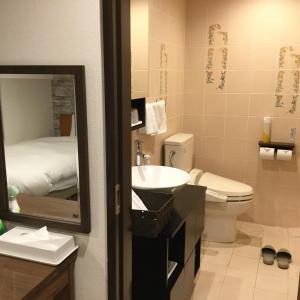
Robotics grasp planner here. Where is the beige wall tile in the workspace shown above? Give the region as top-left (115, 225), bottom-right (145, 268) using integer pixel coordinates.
top-left (226, 94), bottom-right (250, 116)
top-left (204, 1), bottom-right (229, 29)
top-left (251, 71), bottom-right (276, 93)
top-left (252, 18), bottom-right (281, 45)
top-left (249, 94), bottom-right (275, 117)
top-left (131, 47), bottom-right (149, 70)
top-left (245, 140), bottom-right (260, 161)
top-left (195, 156), bottom-right (224, 175)
top-left (149, 7), bottom-right (169, 42)
top-left (247, 117), bottom-right (263, 139)
top-left (185, 22), bottom-right (207, 48)
top-left (132, 70), bottom-right (149, 94)
top-left (226, 71), bottom-right (251, 93)
top-left (280, 15), bottom-right (300, 44)
top-left (225, 116), bottom-right (248, 139)
top-left (148, 69), bottom-right (161, 97)
top-left (227, 46), bottom-right (252, 70)
top-left (272, 118), bottom-right (297, 142)
top-left (185, 47), bottom-right (206, 71)
top-left (200, 137), bottom-right (224, 159)
top-left (185, 70), bottom-right (205, 94)
top-left (184, 94), bottom-right (203, 115)
top-left (202, 115), bottom-right (225, 137)
top-left (250, 45), bottom-right (278, 70)
top-left (223, 159), bottom-right (247, 181)
top-left (148, 39), bottom-right (162, 69)
top-left (223, 139), bottom-right (247, 160)
top-left (183, 115), bottom-right (202, 149)
top-left (203, 93), bottom-right (226, 115)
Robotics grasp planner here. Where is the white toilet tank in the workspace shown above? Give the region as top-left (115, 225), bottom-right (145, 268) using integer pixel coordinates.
top-left (164, 133), bottom-right (194, 172)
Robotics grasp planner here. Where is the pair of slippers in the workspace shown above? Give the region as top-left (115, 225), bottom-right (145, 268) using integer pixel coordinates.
top-left (261, 245), bottom-right (292, 269)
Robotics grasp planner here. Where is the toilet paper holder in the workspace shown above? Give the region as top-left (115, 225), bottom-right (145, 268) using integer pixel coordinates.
top-left (258, 141), bottom-right (295, 161)
top-left (258, 141), bottom-right (295, 152)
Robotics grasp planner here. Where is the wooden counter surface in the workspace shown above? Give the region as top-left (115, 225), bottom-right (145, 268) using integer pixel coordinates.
top-left (0, 251), bottom-right (77, 300)
top-left (17, 194), bottom-right (80, 223)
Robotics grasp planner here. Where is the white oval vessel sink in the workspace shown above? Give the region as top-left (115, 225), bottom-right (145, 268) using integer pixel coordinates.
top-left (132, 165), bottom-right (191, 192)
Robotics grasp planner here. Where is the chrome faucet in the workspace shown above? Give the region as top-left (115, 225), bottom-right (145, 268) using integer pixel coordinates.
top-left (135, 139), bottom-right (151, 166)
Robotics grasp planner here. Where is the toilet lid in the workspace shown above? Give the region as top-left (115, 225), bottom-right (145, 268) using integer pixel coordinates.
top-left (199, 172), bottom-right (254, 198)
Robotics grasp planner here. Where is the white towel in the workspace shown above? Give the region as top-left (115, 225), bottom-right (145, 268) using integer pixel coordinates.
top-left (145, 100), bottom-right (167, 135)
top-left (154, 100), bottom-right (167, 134)
top-left (132, 190), bottom-right (148, 211)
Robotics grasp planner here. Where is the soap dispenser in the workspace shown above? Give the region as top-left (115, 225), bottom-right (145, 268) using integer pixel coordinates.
top-left (262, 117), bottom-right (272, 143)
top-left (7, 186), bottom-right (20, 214)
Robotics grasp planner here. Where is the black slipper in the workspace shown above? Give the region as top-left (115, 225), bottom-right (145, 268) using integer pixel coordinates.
top-left (261, 245), bottom-right (276, 265)
top-left (276, 249), bottom-right (292, 269)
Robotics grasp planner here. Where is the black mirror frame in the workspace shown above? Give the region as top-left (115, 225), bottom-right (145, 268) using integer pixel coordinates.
top-left (0, 65), bottom-right (91, 233)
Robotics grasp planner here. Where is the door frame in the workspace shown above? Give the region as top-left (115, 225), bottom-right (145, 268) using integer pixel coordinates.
top-left (102, 0), bottom-right (132, 299)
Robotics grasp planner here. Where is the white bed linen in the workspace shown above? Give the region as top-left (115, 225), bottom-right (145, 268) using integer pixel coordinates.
top-left (50, 176), bottom-right (78, 192)
top-left (5, 137), bottom-right (78, 195)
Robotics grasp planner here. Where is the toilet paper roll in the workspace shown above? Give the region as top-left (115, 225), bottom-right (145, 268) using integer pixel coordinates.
top-left (276, 149), bottom-right (293, 161)
top-left (259, 147), bottom-right (275, 160)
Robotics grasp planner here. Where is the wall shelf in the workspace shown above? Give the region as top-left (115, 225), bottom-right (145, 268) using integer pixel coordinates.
top-left (131, 98), bottom-right (145, 131)
top-left (258, 141), bottom-right (295, 151)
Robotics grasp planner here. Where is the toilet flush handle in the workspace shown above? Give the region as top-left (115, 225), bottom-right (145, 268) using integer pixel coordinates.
top-left (169, 151), bottom-right (176, 167)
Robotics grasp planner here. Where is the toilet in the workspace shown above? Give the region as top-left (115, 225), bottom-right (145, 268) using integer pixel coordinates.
top-left (164, 133), bottom-right (254, 243)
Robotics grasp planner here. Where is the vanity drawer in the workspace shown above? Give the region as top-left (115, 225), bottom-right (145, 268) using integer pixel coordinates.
top-left (34, 271), bottom-right (68, 300)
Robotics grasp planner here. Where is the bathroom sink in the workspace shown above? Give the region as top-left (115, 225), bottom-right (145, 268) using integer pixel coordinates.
top-left (132, 165), bottom-right (191, 192)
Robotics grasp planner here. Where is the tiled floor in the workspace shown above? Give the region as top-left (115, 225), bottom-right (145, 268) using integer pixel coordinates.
top-left (191, 221), bottom-right (300, 300)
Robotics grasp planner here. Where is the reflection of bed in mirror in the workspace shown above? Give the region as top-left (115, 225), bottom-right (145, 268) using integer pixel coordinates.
top-left (0, 66), bottom-right (90, 232)
top-left (5, 135), bottom-right (78, 200)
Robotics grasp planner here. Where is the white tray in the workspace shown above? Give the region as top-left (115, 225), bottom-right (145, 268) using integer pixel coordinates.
top-left (0, 226), bottom-right (79, 266)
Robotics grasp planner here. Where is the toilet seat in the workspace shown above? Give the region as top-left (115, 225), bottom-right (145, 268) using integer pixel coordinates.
top-left (189, 169), bottom-right (254, 203)
top-left (165, 133), bottom-right (255, 242)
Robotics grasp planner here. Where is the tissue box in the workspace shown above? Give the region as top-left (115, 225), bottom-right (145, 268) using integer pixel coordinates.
top-left (0, 227), bottom-right (78, 265)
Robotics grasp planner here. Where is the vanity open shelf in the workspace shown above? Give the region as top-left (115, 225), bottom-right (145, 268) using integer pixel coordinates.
top-left (132, 185), bottom-right (206, 300)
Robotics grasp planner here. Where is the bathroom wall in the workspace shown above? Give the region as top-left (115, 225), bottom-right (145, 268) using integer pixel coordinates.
top-left (132, 0), bottom-right (187, 165)
top-left (0, 1), bottom-right (107, 299)
top-left (184, 0), bottom-right (300, 227)
top-left (131, 0), bottom-right (149, 99)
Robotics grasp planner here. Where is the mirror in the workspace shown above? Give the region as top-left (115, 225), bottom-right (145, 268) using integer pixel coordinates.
top-left (130, 0), bottom-right (149, 99)
top-left (0, 66), bottom-right (90, 233)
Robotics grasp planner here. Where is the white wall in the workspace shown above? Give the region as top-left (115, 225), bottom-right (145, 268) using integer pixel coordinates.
top-left (0, 1), bottom-right (107, 299)
top-left (1, 79), bottom-right (54, 145)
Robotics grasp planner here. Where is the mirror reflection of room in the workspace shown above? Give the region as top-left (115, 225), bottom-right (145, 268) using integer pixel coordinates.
top-left (0, 74), bottom-right (80, 222)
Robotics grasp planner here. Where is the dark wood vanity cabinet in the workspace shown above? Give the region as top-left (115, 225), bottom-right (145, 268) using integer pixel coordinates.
top-left (0, 251), bottom-right (77, 300)
top-left (133, 185), bottom-right (206, 300)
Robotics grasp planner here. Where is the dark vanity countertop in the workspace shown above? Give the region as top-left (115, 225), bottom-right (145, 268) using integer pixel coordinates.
top-left (161, 184), bottom-right (206, 238)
